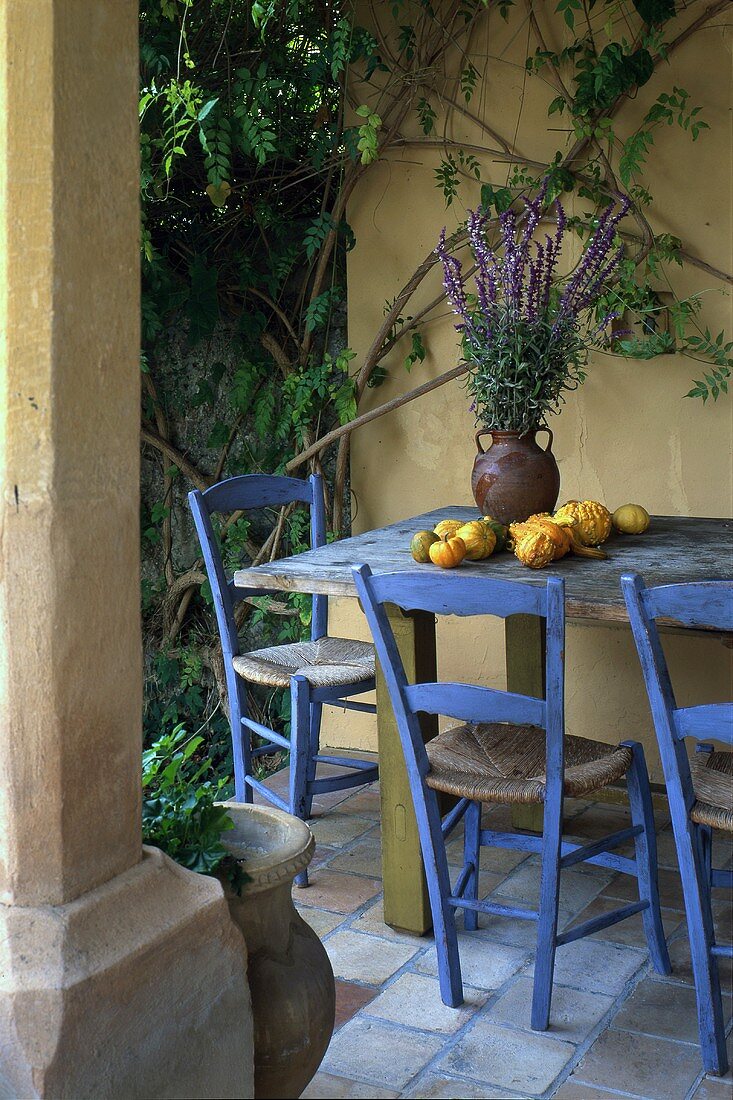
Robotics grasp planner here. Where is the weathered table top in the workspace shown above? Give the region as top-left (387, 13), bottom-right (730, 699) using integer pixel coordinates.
top-left (234, 510), bottom-right (733, 625)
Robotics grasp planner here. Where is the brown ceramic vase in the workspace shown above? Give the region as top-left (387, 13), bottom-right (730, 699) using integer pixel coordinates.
top-left (471, 427), bottom-right (560, 524)
top-left (220, 803), bottom-right (335, 1100)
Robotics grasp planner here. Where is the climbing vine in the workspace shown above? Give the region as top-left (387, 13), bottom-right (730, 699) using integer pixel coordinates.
top-left (139, 0), bottom-right (730, 766)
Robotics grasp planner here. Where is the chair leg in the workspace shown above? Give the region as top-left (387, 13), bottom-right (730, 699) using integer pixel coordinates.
top-left (289, 675), bottom-right (312, 888)
top-left (230, 679), bottom-right (252, 804)
top-left (463, 800), bottom-right (481, 932)
top-left (302, 701), bottom-right (323, 820)
top-left (678, 819), bottom-right (728, 1075)
top-left (623, 741), bottom-right (671, 976)
top-left (420, 788), bottom-right (464, 1007)
top-left (531, 794), bottom-right (562, 1032)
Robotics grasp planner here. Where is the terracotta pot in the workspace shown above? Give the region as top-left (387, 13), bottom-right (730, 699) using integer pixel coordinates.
top-left (220, 803), bottom-right (335, 1100)
top-left (471, 427), bottom-right (560, 524)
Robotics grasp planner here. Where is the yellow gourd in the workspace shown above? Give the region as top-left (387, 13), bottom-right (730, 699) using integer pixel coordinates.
top-left (553, 500), bottom-right (612, 546)
top-left (512, 527), bottom-right (556, 570)
top-left (433, 519), bottom-right (463, 539)
top-left (524, 514), bottom-right (572, 560)
top-left (410, 530), bottom-right (440, 563)
top-left (455, 521), bottom-right (496, 561)
top-left (612, 504), bottom-right (651, 535)
top-left (429, 535), bottom-right (466, 569)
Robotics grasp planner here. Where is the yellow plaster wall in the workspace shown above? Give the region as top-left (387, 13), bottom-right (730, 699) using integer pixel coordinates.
top-left (322, 9), bottom-right (732, 780)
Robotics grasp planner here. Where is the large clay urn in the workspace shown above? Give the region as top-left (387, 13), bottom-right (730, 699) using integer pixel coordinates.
top-left (471, 427), bottom-right (560, 524)
top-left (220, 803), bottom-right (335, 1099)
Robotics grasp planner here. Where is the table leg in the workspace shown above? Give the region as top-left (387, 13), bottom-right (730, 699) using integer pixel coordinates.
top-left (506, 614), bottom-right (546, 833)
top-left (377, 605), bottom-right (437, 934)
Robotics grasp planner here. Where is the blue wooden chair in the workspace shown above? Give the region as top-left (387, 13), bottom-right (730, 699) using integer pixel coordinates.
top-left (623, 574), bottom-right (733, 1076)
top-left (189, 474), bottom-right (377, 885)
top-left (354, 565), bottom-right (670, 1027)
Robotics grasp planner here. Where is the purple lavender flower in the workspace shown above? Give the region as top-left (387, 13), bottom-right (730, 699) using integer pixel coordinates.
top-left (435, 179), bottom-right (629, 433)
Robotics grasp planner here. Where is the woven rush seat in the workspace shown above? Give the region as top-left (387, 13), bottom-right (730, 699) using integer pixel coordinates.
top-left (232, 636), bottom-right (375, 689)
top-left (691, 751), bottom-right (733, 832)
top-left (425, 723), bottom-right (633, 805)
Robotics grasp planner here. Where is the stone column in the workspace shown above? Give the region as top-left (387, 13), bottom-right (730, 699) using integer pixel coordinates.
top-left (0, 2), bottom-right (253, 1095)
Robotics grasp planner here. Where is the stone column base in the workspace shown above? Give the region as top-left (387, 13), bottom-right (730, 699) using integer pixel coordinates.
top-left (0, 847), bottom-right (253, 1099)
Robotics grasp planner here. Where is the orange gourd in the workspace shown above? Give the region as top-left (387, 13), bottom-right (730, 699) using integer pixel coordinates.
top-left (429, 535), bottom-right (466, 569)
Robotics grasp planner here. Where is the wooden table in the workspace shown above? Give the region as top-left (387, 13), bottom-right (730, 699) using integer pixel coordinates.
top-left (235, 511), bottom-right (732, 934)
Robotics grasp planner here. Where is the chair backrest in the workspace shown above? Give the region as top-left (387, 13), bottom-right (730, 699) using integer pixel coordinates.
top-left (188, 473), bottom-right (327, 659)
top-left (622, 574), bottom-right (733, 812)
top-left (352, 565), bottom-right (565, 792)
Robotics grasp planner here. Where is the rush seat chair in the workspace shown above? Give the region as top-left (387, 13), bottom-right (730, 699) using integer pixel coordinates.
top-left (354, 564), bottom-right (671, 1027)
top-left (189, 474), bottom-right (378, 884)
top-left (623, 574), bottom-right (733, 1075)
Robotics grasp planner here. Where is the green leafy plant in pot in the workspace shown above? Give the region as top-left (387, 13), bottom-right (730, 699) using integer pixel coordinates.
top-left (436, 178), bottom-right (629, 524)
top-left (142, 724), bottom-right (248, 892)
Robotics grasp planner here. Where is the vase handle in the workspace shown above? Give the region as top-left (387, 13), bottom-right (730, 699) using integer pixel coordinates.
top-left (475, 428), bottom-right (494, 455)
top-left (536, 427), bottom-right (554, 453)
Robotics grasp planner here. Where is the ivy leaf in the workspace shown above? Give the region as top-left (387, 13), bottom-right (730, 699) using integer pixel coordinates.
top-left (633, 0), bottom-right (676, 25)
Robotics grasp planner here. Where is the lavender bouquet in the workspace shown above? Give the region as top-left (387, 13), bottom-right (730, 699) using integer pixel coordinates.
top-left (436, 181), bottom-right (629, 435)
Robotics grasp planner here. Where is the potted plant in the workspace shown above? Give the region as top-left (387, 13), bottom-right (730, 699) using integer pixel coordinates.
top-left (436, 179), bottom-right (628, 523)
top-left (143, 727), bottom-right (335, 1100)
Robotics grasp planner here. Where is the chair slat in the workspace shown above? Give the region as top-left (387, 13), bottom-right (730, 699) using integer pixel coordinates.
top-left (644, 581), bottom-right (733, 632)
top-left (364, 570), bottom-right (548, 619)
top-left (674, 704), bottom-right (733, 745)
top-left (202, 473), bottom-right (314, 513)
top-left (403, 682), bottom-right (546, 728)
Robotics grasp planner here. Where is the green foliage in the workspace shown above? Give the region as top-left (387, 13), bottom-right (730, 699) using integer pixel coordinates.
top-left (139, 0), bottom-right (727, 811)
top-left (143, 724), bottom-right (248, 890)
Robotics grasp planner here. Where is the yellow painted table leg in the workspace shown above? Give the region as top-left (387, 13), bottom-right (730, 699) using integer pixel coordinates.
top-left (506, 613), bottom-right (546, 833)
top-left (377, 605), bottom-right (437, 935)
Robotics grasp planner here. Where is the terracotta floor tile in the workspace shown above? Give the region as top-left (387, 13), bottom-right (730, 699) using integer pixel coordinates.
top-left (333, 980), bottom-right (379, 1031)
top-left (438, 1018), bottom-right (576, 1095)
top-left (295, 869), bottom-right (381, 914)
top-left (490, 975), bottom-right (615, 1044)
top-left (322, 1016), bottom-right (444, 1091)
top-left (572, 1028), bottom-right (702, 1100)
top-left (301, 1070), bottom-right (399, 1098)
top-left (612, 975), bottom-right (704, 1044)
top-left (324, 929), bottom-right (420, 985)
top-left (604, 867), bottom-right (686, 912)
top-left (569, 895), bottom-right (683, 951)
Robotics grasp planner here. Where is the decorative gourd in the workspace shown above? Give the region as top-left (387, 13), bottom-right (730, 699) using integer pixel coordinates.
top-left (512, 527), bottom-right (556, 570)
top-left (429, 535), bottom-right (466, 569)
top-left (481, 517), bottom-right (509, 552)
top-left (455, 521), bottom-right (496, 561)
top-left (553, 500), bottom-right (612, 546)
top-left (410, 530), bottom-right (440, 563)
top-left (433, 519), bottom-right (463, 540)
top-left (524, 514), bottom-right (572, 560)
top-left (510, 514), bottom-right (607, 562)
top-left (612, 504), bottom-right (650, 535)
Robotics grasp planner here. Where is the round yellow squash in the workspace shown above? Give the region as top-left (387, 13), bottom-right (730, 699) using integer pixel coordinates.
top-left (410, 530), bottom-right (440, 563)
top-left (455, 521), bottom-right (496, 561)
top-left (429, 535), bottom-right (466, 569)
top-left (433, 519), bottom-right (464, 540)
top-left (553, 500), bottom-right (612, 546)
top-left (612, 504), bottom-right (651, 534)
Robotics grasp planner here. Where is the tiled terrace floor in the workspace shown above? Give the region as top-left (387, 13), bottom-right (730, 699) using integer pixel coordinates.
top-left (261, 760), bottom-right (733, 1100)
